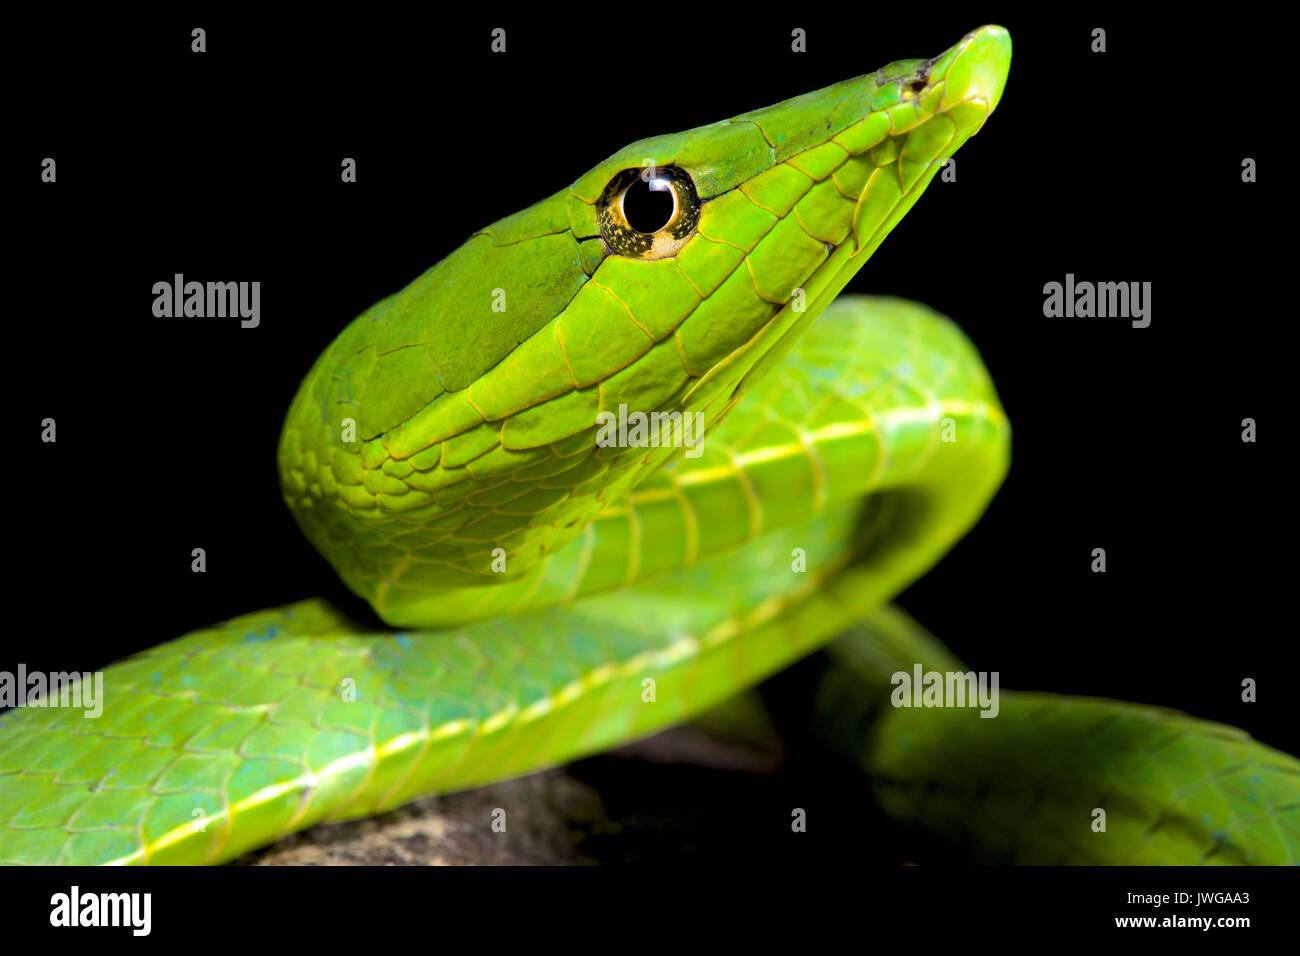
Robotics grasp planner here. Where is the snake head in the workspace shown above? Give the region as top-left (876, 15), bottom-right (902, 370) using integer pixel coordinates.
top-left (278, 27), bottom-right (1011, 627)
top-left (573, 24), bottom-right (1010, 263)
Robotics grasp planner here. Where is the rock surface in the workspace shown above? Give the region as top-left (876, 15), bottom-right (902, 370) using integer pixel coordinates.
top-left (239, 724), bottom-right (788, 866)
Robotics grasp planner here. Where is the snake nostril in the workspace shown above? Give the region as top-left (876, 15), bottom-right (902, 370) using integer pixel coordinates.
top-left (909, 77), bottom-right (927, 93)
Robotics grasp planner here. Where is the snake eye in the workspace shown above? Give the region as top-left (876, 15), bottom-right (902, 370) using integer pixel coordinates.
top-left (598, 166), bottom-right (701, 260)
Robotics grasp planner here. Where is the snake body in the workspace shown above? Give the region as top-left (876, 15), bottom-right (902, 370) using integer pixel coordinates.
top-left (3, 26), bottom-right (1297, 865)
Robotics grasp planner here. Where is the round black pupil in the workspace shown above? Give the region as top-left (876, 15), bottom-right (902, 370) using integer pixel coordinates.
top-left (623, 178), bottom-right (675, 234)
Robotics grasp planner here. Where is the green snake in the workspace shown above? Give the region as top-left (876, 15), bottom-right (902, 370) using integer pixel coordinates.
top-left (3, 25), bottom-right (1297, 866)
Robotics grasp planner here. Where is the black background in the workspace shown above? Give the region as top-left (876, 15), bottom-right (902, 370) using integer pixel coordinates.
top-left (6, 5), bottom-right (1293, 875)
